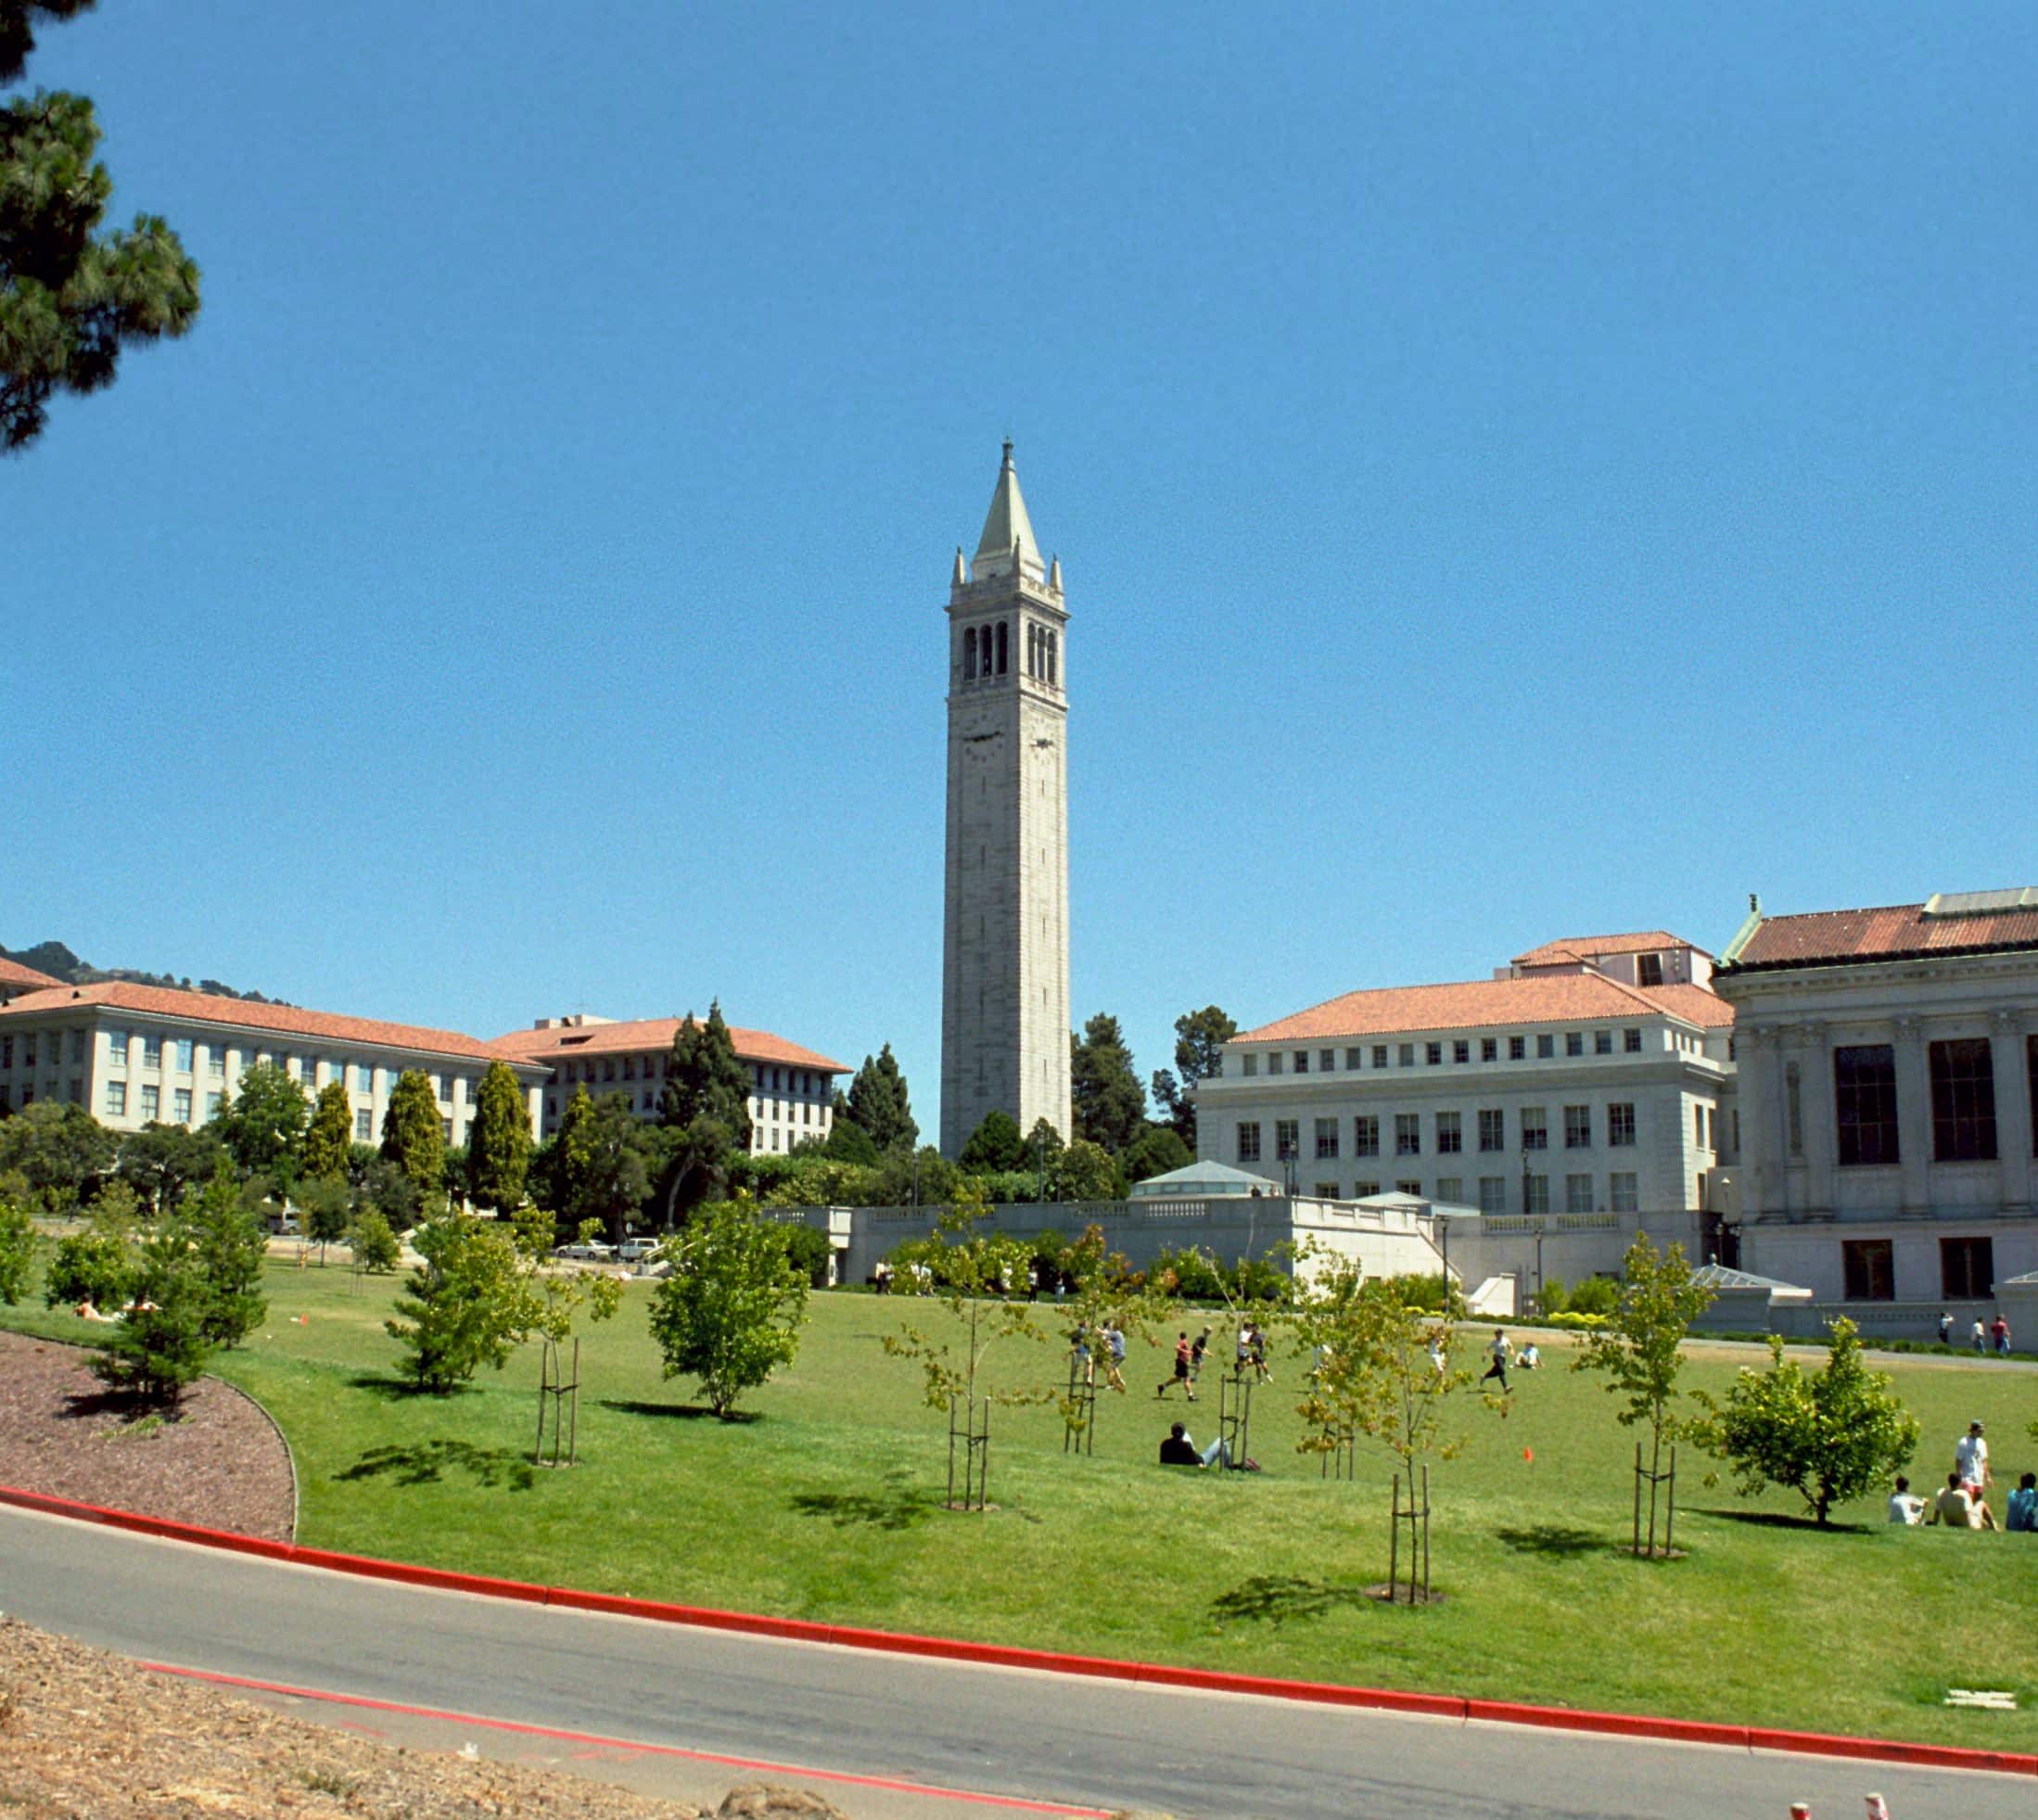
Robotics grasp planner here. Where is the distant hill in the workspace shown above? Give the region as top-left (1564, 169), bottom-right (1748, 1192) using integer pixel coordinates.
top-left (1, 940), bottom-right (290, 1006)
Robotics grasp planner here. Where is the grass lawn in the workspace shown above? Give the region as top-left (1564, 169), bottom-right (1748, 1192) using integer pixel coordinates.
top-left (6, 1260), bottom-right (2037, 1749)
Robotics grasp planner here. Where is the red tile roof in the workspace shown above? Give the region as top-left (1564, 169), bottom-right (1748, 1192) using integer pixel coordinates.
top-left (0, 958), bottom-right (65, 992)
top-left (1239, 972), bottom-right (1731, 1043)
top-left (0, 981), bottom-right (530, 1067)
top-left (1727, 901), bottom-right (2038, 971)
top-left (1511, 931), bottom-right (1695, 967)
top-left (490, 1016), bottom-right (847, 1075)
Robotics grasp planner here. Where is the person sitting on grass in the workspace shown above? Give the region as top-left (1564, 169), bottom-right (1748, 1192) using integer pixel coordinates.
top-left (1931, 1470), bottom-right (1998, 1531)
top-left (1518, 1341), bottom-right (1541, 1371)
top-left (1887, 1475), bottom-right (1924, 1525)
top-left (1159, 1419), bottom-right (1229, 1470)
top-left (2007, 1472), bottom-right (2037, 1534)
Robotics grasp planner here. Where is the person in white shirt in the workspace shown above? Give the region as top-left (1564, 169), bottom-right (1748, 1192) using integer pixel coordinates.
top-left (1886, 1475), bottom-right (1924, 1525)
top-left (1955, 1421), bottom-right (1990, 1496)
top-left (1518, 1342), bottom-right (1541, 1370)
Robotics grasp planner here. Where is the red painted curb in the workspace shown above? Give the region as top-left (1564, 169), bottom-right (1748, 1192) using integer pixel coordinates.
top-left (4, 1481), bottom-right (2032, 1779)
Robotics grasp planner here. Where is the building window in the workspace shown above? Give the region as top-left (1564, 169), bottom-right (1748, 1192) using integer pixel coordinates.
top-left (1394, 1114), bottom-right (1420, 1155)
top-left (1344, 1048), bottom-right (1362, 1070)
top-left (1521, 1107), bottom-right (1548, 1151)
top-left (1608, 1103), bottom-right (1637, 1147)
top-left (1398, 1043), bottom-right (1415, 1067)
top-left (105, 1081), bottom-right (126, 1116)
top-left (1595, 1030), bottom-right (1613, 1055)
top-left (1565, 1174), bottom-right (1594, 1215)
top-left (1563, 1105), bottom-right (1591, 1149)
top-left (209, 1048), bottom-right (225, 1079)
top-left (1941, 1235), bottom-right (1993, 1300)
top-left (1397, 1179), bottom-right (1422, 1197)
top-left (1624, 1028), bottom-right (1642, 1053)
top-left (1355, 1180), bottom-right (1381, 1198)
top-left (1276, 1119), bottom-right (1299, 1162)
top-left (1453, 1040), bottom-right (1470, 1063)
top-left (1372, 1045), bottom-right (1388, 1068)
top-left (1425, 1042), bottom-right (1442, 1065)
top-left (1610, 1172), bottom-right (1638, 1214)
top-left (1785, 1061), bottom-right (1802, 1154)
top-left (206, 1091), bottom-right (223, 1117)
top-left (1435, 1176), bottom-right (1463, 1203)
top-left (1565, 1032), bottom-right (1584, 1057)
top-left (1930, 1038), bottom-right (1997, 1162)
top-left (174, 1038), bottom-right (194, 1073)
top-left (1477, 1108), bottom-right (1504, 1152)
top-left (1535, 1034), bottom-right (1554, 1059)
top-left (1435, 1112), bottom-right (1461, 1153)
top-left (1314, 1117), bottom-right (1339, 1160)
top-left (1267, 1052), bottom-right (1283, 1075)
top-left (1523, 1174), bottom-right (1549, 1215)
top-left (1478, 1177), bottom-right (1507, 1215)
top-left (963, 627), bottom-right (978, 680)
top-left (355, 1108), bottom-right (373, 1140)
top-left (172, 1088), bottom-right (192, 1125)
top-left (142, 1037), bottom-right (162, 1068)
top-left (1509, 1036), bottom-right (1526, 1061)
top-left (1319, 1049), bottom-right (1336, 1074)
top-left (139, 1085), bottom-right (159, 1120)
top-left (441, 1117), bottom-right (453, 1142)
top-left (1293, 1050), bottom-right (1308, 1074)
top-left (1314, 1181), bottom-right (1340, 1200)
top-left (1481, 1037), bottom-right (1497, 1063)
top-left (1636, 952), bottom-right (1664, 987)
top-left (1353, 1115), bottom-right (1380, 1157)
top-left (1242, 1053), bottom-right (1257, 1077)
top-left (1842, 1239), bottom-right (1895, 1302)
top-left (995, 618), bottom-right (1008, 674)
top-left (1235, 1123), bottom-right (1262, 1163)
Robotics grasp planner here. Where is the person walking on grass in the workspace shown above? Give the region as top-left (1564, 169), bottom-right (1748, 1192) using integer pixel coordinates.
top-left (1992, 1314), bottom-right (2012, 1355)
top-left (1482, 1329), bottom-right (1511, 1393)
top-left (1159, 1330), bottom-right (1192, 1399)
top-left (1955, 1420), bottom-right (1990, 1501)
top-left (1188, 1325), bottom-right (1211, 1397)
top-left (1070, 1321), bottom-right (1094, 1388)
top-left (1972, 1317), bottom-right (1988, 1354)
top-left (1245, 1320), bottom-right (1273, 1384)
top-left (1938, 1310), bottom-right (1955, 1346)
top-left (1103, 1320), bottom-right (1128, 1393)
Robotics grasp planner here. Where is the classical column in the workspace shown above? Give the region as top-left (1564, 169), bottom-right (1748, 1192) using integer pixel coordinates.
top-left (1990, 1010), bottom-right (2032, 1216)
top-left (1892, 1015), bottom-right (1930, 1216)
top-left (1776, 1023), bottom-right (1804, 1215)
top-left (1798, 1021), bottom-right (1835, 1219)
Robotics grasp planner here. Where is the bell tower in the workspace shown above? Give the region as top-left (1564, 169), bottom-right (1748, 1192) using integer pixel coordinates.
top-left (939, 441), bottom-right (1072, 1156)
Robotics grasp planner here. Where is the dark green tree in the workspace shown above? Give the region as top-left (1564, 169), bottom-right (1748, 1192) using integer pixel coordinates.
top-left (819, 1113), bottom-right (879, 1165)
top-left (647, 1193), bottom-right (810, 1418)
top-left (465, 1059), bottom-right (532, 1214)
top-left (549, 1085), bottom-right (652, 1243)
top-left (0, 1177), bottom-right (36, 1302)
top-left (846, 1045), bottom-right (917, 1152)
top-left (0, 1100), bottom-right (117, 1210)
top-left (1051, 1138), bottom-right (1121, 1203)
top-left (90, 1220), bottom-right (210, 1406)
top-left (300, 1081), bottom-right (353, 1182)
top-left (115, 1121), bottom-right (224, 1215)
top-left (347, 1204), bottom-right (401, 1274)
top-left (295, 1174), bottom-right (351, 1262)
top-left (378, 1070), bottom-right (446, 1193)
top-left (209, 1063), bottom-right (308, 1181)
top-left (1070, 1013), bottom-right (1145, 1154)
top-left (959, 1109), bottom-right (1026, 1174)
top-left (1120, 1123), bottom-right (1191, 1184)
top-left (1151, 1005), bottom-right (1237, 1145)
top-left (385, 1210), bottom-right (536, 1393)
top-left (662, 1003), bottom-right (754, 1144)
top-left (1, 6), bottom-right (201, 452)
top-left (188, 1170), bottom-right (266, 1349)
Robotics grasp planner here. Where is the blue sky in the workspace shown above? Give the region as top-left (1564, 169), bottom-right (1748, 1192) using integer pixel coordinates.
top-left (9, 2), bottom-right (2035, 1117)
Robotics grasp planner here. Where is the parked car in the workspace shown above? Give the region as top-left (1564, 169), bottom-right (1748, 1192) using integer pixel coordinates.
top-left (618, 1238), bottom-right (664, 1264)
top-left (553, 1240), bottom-right (615, 1262)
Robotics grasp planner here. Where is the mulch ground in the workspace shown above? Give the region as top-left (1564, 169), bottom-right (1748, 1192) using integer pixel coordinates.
top-left (0, 1331), bottom-right (295, 1541)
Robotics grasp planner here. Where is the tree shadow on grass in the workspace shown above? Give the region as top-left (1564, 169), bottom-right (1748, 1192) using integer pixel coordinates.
top-left (1209, 1573), bottom-right (1374, 1628)
top-left (789, 1470), bottom-right (940, 1533)
top-left (345, 1372), bottom-right (474, 1403)
top-left (1688, 1507), bottom-right (1868, 1535)
top-left (1493, 1523), bottom-right (1607, 1559)
top-left (338, 1439), bottom-right (534, 1492)
top-left (599, 1398), bottom-right (761, 1424)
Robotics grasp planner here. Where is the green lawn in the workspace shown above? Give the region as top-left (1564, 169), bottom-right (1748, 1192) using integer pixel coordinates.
top-left (7, 1262), bottom-right (2038, 1749)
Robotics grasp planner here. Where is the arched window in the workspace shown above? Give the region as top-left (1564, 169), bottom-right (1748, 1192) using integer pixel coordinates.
top-left (963, 626), bottom-right (977, 681)
top-left (995, 619), bottom-right (1009, 674)
top-left (1047, 630), bottom-right (1058, 686)
top-left (1028, 623), bottom-right (1039, 677)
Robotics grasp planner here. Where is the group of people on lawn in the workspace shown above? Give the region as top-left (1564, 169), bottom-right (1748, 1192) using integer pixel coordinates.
top-left (1889, 1420), bottom-right (2038, 1532)
top-left (1936, 1310), bottom-right (2017, 1355)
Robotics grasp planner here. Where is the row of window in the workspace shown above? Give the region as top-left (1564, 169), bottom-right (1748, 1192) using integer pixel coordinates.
top-left (1237, 1104), bottom-right (1639, 1164)
top-left (1239, 1027), bottom-right (1653, 1079)
top-left (1842, 1235), bottom-right (1995, 1301)
top-left (102, 1079), bottom-right (465, 1146)
top-left (0, 1029), bottom-right (476, 1103)
top-left (1299, 1173), bottom-right (1647, 1215)
top-left (959, 618), bottom-right (1060, 687)
top-left (553, 1054), bottom-right (825, 1098)
top-left (1815, 1037), bottom-right (2038, 1167)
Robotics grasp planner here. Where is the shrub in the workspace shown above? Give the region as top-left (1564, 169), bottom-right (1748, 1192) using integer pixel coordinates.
top-left (1564, 1275), bottom-right (1621, 1317)
top-left (91, 1224), bottom-right (212, 1407)
top-left (347, 1207), bottom-right (401, 1273)
top-left (648, 1195), bottom-right (809, 1418)
top-left (1547, 1310), bottom-right (1609, 1330)
top-left (1538, 1276), bottom-right (1568, 1315)
top-left (386, 1212), bottom-right (536, 1392)
top-left (0, 1186), bottom-right (37, 1305)
top-left (781, 1220), bottom-right (834, 1285)
top-left (45, 1230), bottom-right (136, 1311)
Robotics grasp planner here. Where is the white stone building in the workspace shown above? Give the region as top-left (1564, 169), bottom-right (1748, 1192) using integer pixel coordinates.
top-left (490, 1014), bottom-right (847, 1152)
top-left (1192, 933), bottom-right (1738, 1297)
top-left (0, 981), bottom-right (546, 1144)
top-left (1710, 889), bottom-right (2038, 1326)
top-left (939, 442), bottom-right (1072, 1155)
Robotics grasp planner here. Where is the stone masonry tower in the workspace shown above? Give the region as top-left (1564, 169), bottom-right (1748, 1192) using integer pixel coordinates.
top-left (939, 442), bottom-right (1072, 1156)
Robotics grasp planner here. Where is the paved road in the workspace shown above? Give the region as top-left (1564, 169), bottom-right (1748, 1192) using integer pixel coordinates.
top-left (0, 1506), bottom-right (2017, 1819)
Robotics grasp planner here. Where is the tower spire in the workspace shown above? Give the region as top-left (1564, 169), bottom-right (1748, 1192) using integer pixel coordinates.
top-left (973, 439), bottom-right (1042, 579)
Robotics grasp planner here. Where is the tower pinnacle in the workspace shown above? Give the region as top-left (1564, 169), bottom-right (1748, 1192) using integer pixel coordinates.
top-left (973, 439), bottom-right (1042, 580)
